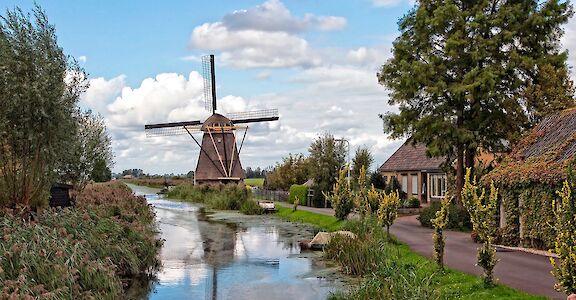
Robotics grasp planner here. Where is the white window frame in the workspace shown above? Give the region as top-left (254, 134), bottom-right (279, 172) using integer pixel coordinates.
top-left (411, 174), bottom-right (418, 195)
top-left (429, 173), bottom-right (447, 199)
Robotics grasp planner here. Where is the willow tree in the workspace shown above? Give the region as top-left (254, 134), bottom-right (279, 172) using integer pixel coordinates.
top-left (379, 0), bottom-right (574, 204)
top-left (0, 6), bottom-right (88, 209)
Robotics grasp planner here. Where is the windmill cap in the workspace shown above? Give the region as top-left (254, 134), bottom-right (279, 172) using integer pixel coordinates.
top-left (201, 113), bottom-right (233, 131)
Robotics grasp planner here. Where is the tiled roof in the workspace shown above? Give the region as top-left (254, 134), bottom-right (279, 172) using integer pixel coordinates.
top-left (378, 141), bottom-right (445, 172)
top-left (521, 108), bottom-right (576, 160)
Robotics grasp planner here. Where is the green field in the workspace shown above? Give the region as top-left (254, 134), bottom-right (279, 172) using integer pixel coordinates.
top-left (244, 178), bottom-right (264, 187)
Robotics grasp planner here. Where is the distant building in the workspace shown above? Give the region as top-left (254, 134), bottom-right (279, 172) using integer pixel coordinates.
top-left (378, 142), bottom-right (446, 203)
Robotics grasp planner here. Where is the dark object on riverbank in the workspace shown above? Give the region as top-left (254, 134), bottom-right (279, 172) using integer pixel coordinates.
top-left (49, 183), bottom-right (73, 207)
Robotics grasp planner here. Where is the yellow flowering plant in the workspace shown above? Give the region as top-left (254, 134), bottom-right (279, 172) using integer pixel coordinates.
top-left (432, 193), bottom-right (450, 269)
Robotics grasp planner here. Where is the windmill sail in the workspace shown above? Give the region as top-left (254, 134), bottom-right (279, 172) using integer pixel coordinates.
top-left (144, 121), bottom-right (202, 137)
top-left (226, 109), bottom-right (279, 124)
top-left (202, 55), bottom-right (217, 114)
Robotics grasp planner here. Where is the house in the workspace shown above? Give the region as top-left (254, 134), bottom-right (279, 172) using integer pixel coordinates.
top-left (378, 141), bottom-right (447, 203)
top-left (484, 108), bottom-right (576, 249)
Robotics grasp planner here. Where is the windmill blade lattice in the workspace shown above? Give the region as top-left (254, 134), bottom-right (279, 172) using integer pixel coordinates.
top-left (226, 109), bottom-right (279, 124)
top-left (202, 55), bottom-right (216, 113)
top-left (144, 121), bottom-right (203, 137)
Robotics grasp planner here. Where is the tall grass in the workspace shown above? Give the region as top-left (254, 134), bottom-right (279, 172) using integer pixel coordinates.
top-left (0, 182), bottom-right (162, 299)
top-left (167, 183), bottom-right (250, 210)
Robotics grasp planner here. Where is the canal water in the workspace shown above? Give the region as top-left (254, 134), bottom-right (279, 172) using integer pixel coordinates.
top-left (127, 184), bottom-right (347, 300)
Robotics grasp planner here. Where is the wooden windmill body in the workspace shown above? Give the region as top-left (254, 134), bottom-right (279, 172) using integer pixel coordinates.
top-left (144, 55), bottom-right (279, 185)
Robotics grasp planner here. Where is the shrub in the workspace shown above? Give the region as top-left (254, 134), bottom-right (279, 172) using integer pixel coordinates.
top-left (289, 184), bottom-right (308, 205)
top-left (324, 168), bottom-right (354, 220)
top-left (432, 195), bottom-right (450, 269)
top-left (404, 197), bottom-right (421, 208)
top-left (418, 201), bottom-right (471, 230)
top-left (385, 176), bottom-right (406, 199)
top-left (240, 200), bottom-right (264, 215)
top-left (0, 182), bottom-right (161, 299)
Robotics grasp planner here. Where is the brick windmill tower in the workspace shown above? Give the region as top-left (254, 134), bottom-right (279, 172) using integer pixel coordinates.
top-left (144, 55), bottom-right (279, 185)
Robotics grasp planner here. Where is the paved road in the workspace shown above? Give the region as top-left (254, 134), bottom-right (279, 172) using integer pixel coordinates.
top-left (277, 202), bottom-right (564, 299)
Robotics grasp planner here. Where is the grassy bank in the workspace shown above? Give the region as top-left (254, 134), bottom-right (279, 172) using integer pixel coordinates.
top-left (274, 208), bottom-right (543, 299)
top-left (121, 177), bottom-right (191, 188)
top-left (167, 184), bottom-right (251, 210)
top-left (0, 182), bottom-right (162, 299)
top-left (275, 205), bottom-right (346, 231)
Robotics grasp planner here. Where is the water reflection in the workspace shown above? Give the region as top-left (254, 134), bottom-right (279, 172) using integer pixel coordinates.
top-left (127, 184), bottom-right (342, 300)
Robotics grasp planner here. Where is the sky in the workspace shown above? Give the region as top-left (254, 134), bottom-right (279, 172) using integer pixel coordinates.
top-left (2, 0), bottom-right (576, 175)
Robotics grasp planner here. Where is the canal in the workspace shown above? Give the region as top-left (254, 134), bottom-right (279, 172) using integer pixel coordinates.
top-left (127, 184), bottom-right (347, 300)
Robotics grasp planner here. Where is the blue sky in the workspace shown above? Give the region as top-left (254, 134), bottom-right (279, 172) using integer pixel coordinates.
top-left (2, 0), bottom-right (575, 174)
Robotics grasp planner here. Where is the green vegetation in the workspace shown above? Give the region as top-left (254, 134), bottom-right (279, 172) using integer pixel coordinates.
top-left (324, 167), bottom-right (354, 220)
top-left (167, 184), bottom-right (250, 210)
top-left (0, 6), bottom-right (113, 209)
top-left (462, 168), bottom-right (499, 287)
top-left (404, 197), bottom-right (421, 208)
top-left (239, 199), bottom-right (264, 215)
top-left (432, 195), bottom-right (451, 269)
top-left (419, 201), bottom-right (471, 231)
top-left (379, 0), bottom-right (573, 205)
top-left (289, 184), bottom-right (308, 205)
top-left (324, 218), bottom-right (543, 300)
top-left (274, 205), bottom-right (345, 232)
top-left (244, 178), bottom-right (264, 187)
top-left (0, 182), bottom-right (161, 299)
top-left (551, 167), bottom-right (576, 295)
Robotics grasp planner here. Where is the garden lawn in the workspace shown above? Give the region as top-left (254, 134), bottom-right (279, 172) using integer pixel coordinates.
top-left (273, 207), bottom-right (544, 300)
top-left (274, 205), bottom-right (345, 232)
top-left (244, 178), bottom-right (265, 187)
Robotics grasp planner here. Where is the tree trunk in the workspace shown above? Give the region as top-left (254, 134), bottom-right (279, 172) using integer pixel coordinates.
top-left (455, 142), bottom-right (464, 207)
top-left (465, 146), bottom-right (475, 178)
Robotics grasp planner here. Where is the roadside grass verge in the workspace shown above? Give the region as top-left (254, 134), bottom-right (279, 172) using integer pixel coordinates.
top-left (274, 204), bottom-right (345, 231)
top-left (0, 182), bottom-right (162, 299)
top-left (275, 208), bottom-right (543, 300)
top-left (244, 178), bottom-right (264, 187)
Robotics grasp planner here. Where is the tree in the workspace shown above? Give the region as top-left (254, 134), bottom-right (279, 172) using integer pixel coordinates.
top-left (432, 194), bottom-right (450, 269)
top-left (57, 111), bottom-right (113, 188)
top-left (264, 153), bottom-right (309, 190)
top-left (551, 165), bottom-right (576, 295)
top-left (0, 6), bottom-right (88, 209)
top-left (351, 146), bottom-right (374, 186)
top-left (324, 167), bottom-right (354, 220)
top-left (355, 166), bottom-right (371, 218)
top-left (379, 0), bottom-right (573, 205)
top-left (461, 168), bottom-right (499, 287)
top-left (369, 171), bottom-right (386, 190)
top-left (377, 190), bottom-right (400, 238)
top-left (308, 133), bottom-right (347, 205)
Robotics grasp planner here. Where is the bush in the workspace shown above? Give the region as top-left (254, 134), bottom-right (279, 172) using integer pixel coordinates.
top-left (167, 183), bottom-right (250, 210)
top-left (404, 197), bottom-right (421, 208)
top-left (0, 182), bottom-right (161, 299)
top-left (240, 200), bottom-right (264, 215)
top-left (289, 184), bottom-right (308, 205)
top-left (418, 201), bottom-right (471, 230)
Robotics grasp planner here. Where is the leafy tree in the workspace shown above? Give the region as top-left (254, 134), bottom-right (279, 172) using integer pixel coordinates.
top-left (377, 190), bottom-right (400, 238)
top-left (91, 158), bottom-right (112, 183)
top-left (264, 153), bottom-right (309, 190)
top-left (351, 146), bottom-right (374, 186)
top-left (379, 0), bottom-right (573, 204)
top-left (308, 133), bottom-right (347, 205)
top-left (432, 194), bottom-right (450, 269)
top-left (355, 166), bottom-right (371, 218)
top-left (0, 6), bottom-right (88, 209)
top-left (324, 167), bottom-right (354, 220)
top-left (551, 165), bottom-right (576, 295)
top-left (369, 171), bottom-right (386, 190)
top-left (58, 111), bottom-right (113, 188)
top-left (461, 168), bottom-right (499, 287)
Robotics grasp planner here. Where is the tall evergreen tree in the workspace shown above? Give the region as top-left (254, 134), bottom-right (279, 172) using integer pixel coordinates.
top-left (351, 146), bottom-right (374, 186)
top-left (379, 0), bottom-right (573, 204)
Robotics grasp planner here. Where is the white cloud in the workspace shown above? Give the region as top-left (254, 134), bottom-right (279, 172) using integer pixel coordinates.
top-left (562, 18), bottom-right (576, 80)
top-left (372, 0), bottom-right (409, 7)
top-left (221, 0), bottom-right (346, 33)
top-left (78, 55), bottom-right (87, 63)
top-left (80, 75), bottom-right (126, 112)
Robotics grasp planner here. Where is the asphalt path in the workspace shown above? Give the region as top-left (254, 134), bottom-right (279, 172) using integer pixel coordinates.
top-left (277, 202), bottom-right (564, 299)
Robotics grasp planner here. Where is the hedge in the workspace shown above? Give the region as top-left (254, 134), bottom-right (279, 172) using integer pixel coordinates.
top-left (289, 184), bottom-right (308, 205)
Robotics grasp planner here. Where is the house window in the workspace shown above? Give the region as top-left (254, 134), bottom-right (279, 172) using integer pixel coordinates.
top-left (411, 174), bottom-right (418, 195)
top-left (430, 174), bottom-right (447, 198)
top-left (402, 175), bottom-right (408, 193)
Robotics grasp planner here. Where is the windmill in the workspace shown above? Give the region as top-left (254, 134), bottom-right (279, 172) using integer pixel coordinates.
top-left (144, 55), bottom-right (279, 185)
